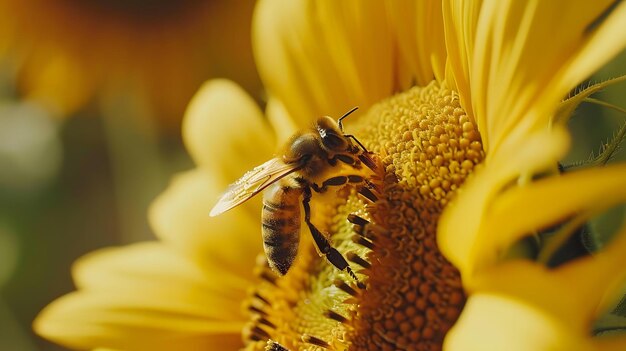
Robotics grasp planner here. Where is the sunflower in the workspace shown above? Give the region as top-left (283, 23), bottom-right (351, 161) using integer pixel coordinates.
top-left (0, 0), bottom-right (259, 127)
top-left (35, 1), bottom-right (626, 350)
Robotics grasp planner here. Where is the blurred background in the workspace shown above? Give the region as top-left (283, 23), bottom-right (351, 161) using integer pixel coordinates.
top-left (0, 1), bottom-right (261, 350)
top-left (0, 1), bottom-right (624, 350)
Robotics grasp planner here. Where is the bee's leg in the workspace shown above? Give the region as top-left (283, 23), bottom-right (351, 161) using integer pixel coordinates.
top-left (302, 186), bottom-right (366, 289)
top-left (311, 175), bottom-right (366, 193)
top-left (329, 153), bottom-right (359, 166)
top-left (311, 175), bottom-right (378, 202)
top-left (358, 152), bottom-right (378, 171)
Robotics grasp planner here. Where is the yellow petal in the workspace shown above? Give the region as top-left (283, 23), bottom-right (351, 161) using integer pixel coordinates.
top-left (265, 97), bottom-right (298, 144)
top-left (386, 0), bottom-right (446, 86)
top-left (553, 2), bottom-right (626, 116)
top-left (443, 0), bottom-right (483, 122)
top-left (444, 293), bottom-right (593, 351)
top-left (438, 126), bottom-right (569, 280)
top-left (253, 0), bottom-right (396, 128)
top-left (34, 243), bottom-right (244, 351)
top-left (182, 79), bottom-right (276, 186)
top-left (469, 262), bottom-right (586, 331)
top-left (483, 163), bottom-right (626, 266)
top-left (556, 224), bottom-right (626, 320)
top-left (72, 243), bottom-right (251, 313)
top-left (445, 0), bottom-right (626, 154)
top-left (149, 169), bottom-right (263, 281)
top-left (448, 225), bottom-right (626, 350)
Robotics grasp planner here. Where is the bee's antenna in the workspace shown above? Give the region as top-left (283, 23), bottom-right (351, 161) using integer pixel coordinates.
top-left (338, 106), bottom-right (359, 132)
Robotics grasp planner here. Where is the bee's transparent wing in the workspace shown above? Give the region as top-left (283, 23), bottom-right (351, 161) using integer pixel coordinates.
top-left (209, 158), bottom-right (302, 216)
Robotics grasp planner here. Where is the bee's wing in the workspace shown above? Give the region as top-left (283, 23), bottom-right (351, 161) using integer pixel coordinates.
top-left (209, 158), bottom-right (303, 217)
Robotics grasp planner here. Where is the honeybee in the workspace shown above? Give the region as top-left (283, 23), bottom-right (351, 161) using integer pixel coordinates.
top-left (210, 107), bottom-right (377, 286)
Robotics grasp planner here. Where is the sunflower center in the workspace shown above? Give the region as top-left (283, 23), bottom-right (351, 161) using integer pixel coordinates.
top-left (244, 81), bottom-right (484, 351)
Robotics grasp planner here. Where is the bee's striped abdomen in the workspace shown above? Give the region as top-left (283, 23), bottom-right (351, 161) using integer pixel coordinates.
top-left (261, 181), bottom-right (302, 275)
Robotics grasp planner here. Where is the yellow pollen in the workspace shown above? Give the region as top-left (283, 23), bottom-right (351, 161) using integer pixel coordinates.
top-left (243, 81), bottom-right (484, 351)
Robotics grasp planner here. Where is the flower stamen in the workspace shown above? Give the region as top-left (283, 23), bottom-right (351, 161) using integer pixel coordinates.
top-left (334, 279), bottom-right (360, 297)
top-left (351, 235), bottom-right (375, 250)
top-left (302, 334), bottom-right (332, 348)
top-left (325, 309), bottom-right (349, 324)
top-left (346, 252), bottom-right (371, 269)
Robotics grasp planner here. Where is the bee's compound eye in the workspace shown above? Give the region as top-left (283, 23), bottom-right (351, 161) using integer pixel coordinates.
top-left (321, 130), bottom-right (348, 151)
top-left (316, 116), bottom-right (348, 151)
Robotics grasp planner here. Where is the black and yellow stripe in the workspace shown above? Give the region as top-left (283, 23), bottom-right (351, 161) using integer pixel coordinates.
top-left (261, 181), bottom-right (302, 275)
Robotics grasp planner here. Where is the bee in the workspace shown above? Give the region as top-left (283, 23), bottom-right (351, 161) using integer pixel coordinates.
top-left (210, 107), bottom-right (378, 287)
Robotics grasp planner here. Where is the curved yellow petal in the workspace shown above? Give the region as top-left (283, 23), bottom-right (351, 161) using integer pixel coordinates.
top-left (265, 97), bottom-right (298, 144)
top-left (443, 0), bottom-right (483, 122)
top-left (556, 224), bottom-right (626, 320)
top-left (182, 79), bottom-right (276, 186)
top-left (34, 243), bottom-right (245, 351)
top-left (72, 243), bottom-right (252, 311)
top-left (149, 169), bottom-right (263, 280)
top-left (469, 262), bottom-right (586, 330)
top-left (438, 126), bottom-right (569, 280)
top-left (386, 0), bottom-right (446, 86)
top-left (447, 225), bottom-right (626, 350)
top-left (444, 0), bottom-right (626, 154)
top-left (444, 293), bottom-right (593, 351)
top-left (253, 0), bottom-right (395, 128)
top-left (483, 163), bottom-right (626, 266)
top-left (549, 1), bottom-right (626, 123)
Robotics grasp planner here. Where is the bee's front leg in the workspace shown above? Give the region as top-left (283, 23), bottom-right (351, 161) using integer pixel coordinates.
top-left (311, 175), bottom-right (378, 202)
top-left (302, 186), bottom-right (365, 289)
top-left (328, 153), bottom-right (359, 167)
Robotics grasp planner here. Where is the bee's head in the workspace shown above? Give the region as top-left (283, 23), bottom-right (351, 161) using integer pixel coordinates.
top-left (316, 116), bottom-right (350, 152)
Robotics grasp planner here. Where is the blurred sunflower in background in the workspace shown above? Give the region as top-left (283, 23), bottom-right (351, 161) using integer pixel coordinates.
top-left (34, 1), bottom-right (626, 351)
